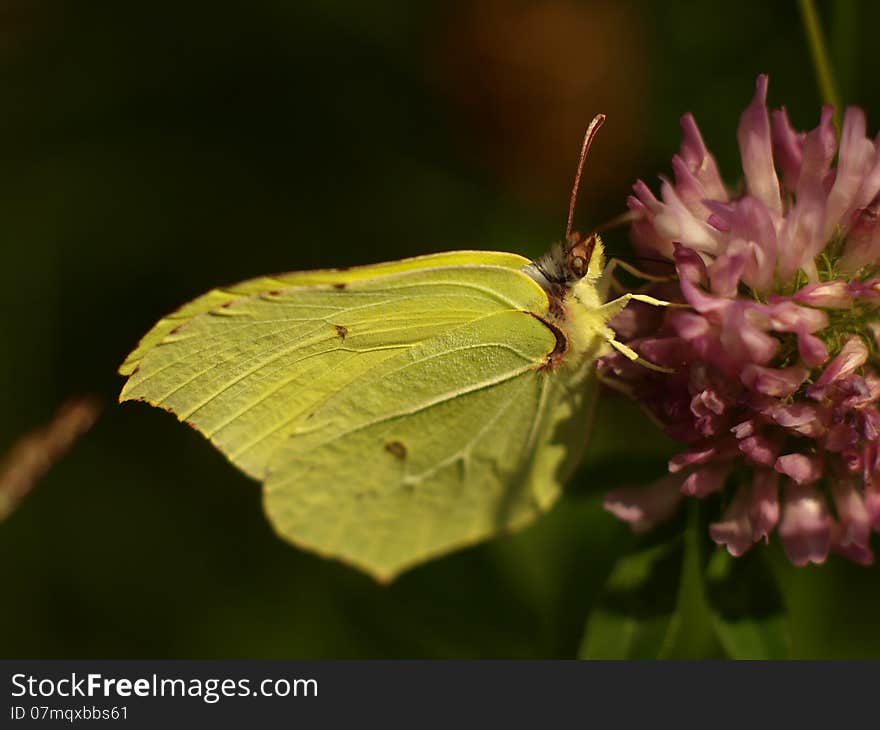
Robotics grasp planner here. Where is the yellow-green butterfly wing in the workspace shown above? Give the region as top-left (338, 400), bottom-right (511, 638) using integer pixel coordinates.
top-left (119, 251), bottom-right (531, 377)
top-left (120, 248), bottom-right (606, 581)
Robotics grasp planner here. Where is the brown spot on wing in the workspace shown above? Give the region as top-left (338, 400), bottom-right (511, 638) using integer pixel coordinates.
top-left (334, 324), bottom-right (348, 339)
top-left (333, 282), bottom-right (347, 290)
top-left (385, 441), bottom-right (407, 460)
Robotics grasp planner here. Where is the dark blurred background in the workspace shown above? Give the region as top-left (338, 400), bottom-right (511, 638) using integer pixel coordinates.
top-left (2, 0), bottom-right (878, 658)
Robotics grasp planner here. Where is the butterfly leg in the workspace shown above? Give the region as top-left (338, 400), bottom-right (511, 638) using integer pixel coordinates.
top-left (598, 291), bottom-right (670, 320)
top-left (607, 336), bottom-right (674, 373)
top-left (599, 257), bottom-right (675, 299)
top-left (597, 293), bottom-right (675, 373)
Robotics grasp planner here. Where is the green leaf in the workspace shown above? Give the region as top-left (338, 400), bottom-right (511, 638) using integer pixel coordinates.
top-left (661, 505), bottom-right (718, 658)
top-left (579, 539), bottom-right (680, 659)
top-left (580, 505), bottom-right (720, 659)
top-left (706, 549), bottom-right (791, 659)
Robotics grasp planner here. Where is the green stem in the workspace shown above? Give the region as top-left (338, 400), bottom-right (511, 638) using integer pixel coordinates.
top-left (798, 0), bottom-right (842, 127)
top-left (831, 0), bottom-right (857, 106)
top-left (663, 501), bottom-right (721, 658)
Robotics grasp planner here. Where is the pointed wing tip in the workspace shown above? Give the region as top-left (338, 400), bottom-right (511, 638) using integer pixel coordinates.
top-left (342, 558), bottom-right (408, 585)
top-left (369, 569), bottom-right (399, 586)
top-left (118, 361), bottom-right (137, 377)
top-left (116, 387), bottom-right (184, 423)
top-left (117, 386), bottom-right (142, 406)
top-left (117, 359), bottom-right (143, 402)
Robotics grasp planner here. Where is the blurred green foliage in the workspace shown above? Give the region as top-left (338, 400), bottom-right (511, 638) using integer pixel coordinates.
top-left (2, 0), bottom-right (880, 658)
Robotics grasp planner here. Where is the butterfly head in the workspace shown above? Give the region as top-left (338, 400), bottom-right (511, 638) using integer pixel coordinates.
top-left (525, 231), bottom-right (604, 291)
top-left (563, 231), bottom-right (605, 281)
top-left (524, 114), bottom-right (607, 294)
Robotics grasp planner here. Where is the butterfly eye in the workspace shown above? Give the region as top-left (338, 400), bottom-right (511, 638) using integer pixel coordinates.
top-left (570, 255), bottom-right (587, 278)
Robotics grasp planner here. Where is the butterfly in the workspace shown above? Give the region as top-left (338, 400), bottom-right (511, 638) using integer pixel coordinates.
top-left (119, 115), bottom-right (664, 581)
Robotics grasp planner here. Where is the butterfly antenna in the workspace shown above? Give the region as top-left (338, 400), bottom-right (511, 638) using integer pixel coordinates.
top-left (594, 209), bottom-right (641, 234)
top-left (565, 113), bottom-right (606, 240)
